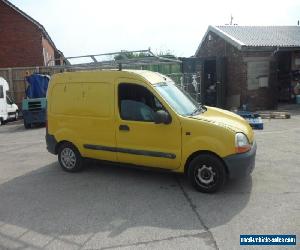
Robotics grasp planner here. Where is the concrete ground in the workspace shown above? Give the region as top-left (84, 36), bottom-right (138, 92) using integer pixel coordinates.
top-left (0, 115), bottom-right (299, 250)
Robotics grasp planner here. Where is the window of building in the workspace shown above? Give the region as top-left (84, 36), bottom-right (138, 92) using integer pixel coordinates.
top-left (247, 61), bottom-right (269, 90)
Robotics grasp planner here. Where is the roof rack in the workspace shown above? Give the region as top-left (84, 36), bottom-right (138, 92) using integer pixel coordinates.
top-left (47, 49), bottom-right (182, 70)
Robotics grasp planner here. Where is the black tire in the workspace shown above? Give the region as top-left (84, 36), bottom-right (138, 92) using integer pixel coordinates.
top-left (0, 118), bottom-right (3, 126)
top-left (14, 111), bottom-right (19, 121)
top-left (24, 120), bottom-right (31, 129)
top-left (58, 142), bottom-right (84, 172)
top-left (187, 153), bottom-right (226, 193)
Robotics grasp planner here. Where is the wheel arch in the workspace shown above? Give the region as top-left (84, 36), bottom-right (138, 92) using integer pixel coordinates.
top-left (184, 150), bottom-right (229, 175)
top-left (55, 140), bottom-right (74, 154)
top-left (52, 128), bottom-right (82, 153)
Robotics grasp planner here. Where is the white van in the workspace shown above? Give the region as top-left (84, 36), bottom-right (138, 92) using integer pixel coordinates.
top-left (0, 77), bottom-right (19, 125)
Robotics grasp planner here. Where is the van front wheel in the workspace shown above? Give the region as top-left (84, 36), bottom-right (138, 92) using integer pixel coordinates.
top-left (58, 142), bottom-right (83, 172)
top-left (187, 154), bottom-right (226, 193)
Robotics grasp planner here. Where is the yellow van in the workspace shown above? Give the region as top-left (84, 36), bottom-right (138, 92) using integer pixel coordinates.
top-left (46, 70), bottom-right (256, 193)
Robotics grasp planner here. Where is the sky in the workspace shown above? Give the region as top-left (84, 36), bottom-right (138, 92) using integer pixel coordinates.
top-left (10, 0), bottom-right (300, 58)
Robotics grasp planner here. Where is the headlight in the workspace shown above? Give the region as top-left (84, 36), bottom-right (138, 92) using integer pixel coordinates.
top-left (235, 133), bottom-right (250, 153)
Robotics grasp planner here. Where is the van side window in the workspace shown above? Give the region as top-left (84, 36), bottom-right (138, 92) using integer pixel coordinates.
top-left (0, 86), bottom-right (3, 99)
top-left (118, 83), bottom-right (164, 122)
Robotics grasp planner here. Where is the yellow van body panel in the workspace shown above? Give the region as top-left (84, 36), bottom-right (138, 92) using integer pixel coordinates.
top-left (48, 72), bottom-right (117, 162)
top-left (47, 70), bottom-right (255, 175)
top-left (47, 70), bottom-right (180, 166)
top-left (199, 106), bottom-right (254, 143)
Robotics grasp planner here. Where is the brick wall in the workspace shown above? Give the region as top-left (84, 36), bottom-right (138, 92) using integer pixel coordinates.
top-left (196, 31), bottom-right (277, 110)
top-left (0, 1), bottom-right (48, 67)
top-left (42, 36), bottom-right (55, 66)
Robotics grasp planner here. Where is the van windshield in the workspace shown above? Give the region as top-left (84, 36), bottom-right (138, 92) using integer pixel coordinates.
top-left (154, 82), bottom-right (199, 116)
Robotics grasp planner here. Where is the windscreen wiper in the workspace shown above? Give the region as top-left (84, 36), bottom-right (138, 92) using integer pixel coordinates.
top-left (190, 106), bottom-right (202, 116)
top-left (190, 104), bottom-right (207, 116)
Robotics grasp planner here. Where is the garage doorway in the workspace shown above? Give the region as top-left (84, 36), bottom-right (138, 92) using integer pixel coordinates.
top-left (202, 57), bottom-right (226, 107)
top-left (203, 59), bottom-right (217, 106)
top-left (277, 52), bottom-right (292, 103)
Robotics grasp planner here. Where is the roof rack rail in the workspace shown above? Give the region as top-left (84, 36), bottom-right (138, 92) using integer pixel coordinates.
top-left (47, 49), bottom-right (182, 70)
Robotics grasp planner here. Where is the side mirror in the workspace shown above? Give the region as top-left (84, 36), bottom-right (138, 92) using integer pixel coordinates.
top-left (154, 110), bottom-right (171, 124)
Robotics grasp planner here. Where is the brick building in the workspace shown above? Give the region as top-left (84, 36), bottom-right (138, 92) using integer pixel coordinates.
top-left (193, 25), bottom-right (300, 110)
top-left (0, 0), bottom-right (63, 68)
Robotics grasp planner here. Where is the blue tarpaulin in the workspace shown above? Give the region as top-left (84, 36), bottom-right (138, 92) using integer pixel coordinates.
top-left (25, 74), bottom-right (49, 98)
top-left (235, 110), bottom-right (263, 130)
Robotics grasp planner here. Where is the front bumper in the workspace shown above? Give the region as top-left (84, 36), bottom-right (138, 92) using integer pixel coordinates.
top-left (223, 141), bottom-right (257, 179)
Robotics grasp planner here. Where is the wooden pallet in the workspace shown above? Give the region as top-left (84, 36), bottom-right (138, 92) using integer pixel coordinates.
top-left (258, 111), bottom-right (291, 119)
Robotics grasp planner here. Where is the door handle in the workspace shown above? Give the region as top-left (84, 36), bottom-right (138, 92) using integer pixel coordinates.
top-left (119, 125), bottom-right (130, 131)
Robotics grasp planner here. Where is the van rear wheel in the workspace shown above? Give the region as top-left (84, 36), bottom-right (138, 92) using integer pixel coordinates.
top-left (187, 154), bottom-right (226, 193)
top-left (58, 142), bottom-right (84, 172)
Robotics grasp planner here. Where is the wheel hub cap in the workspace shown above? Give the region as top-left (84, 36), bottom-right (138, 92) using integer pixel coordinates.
top-left (197, 165), bottom-right (216, 185)
top-left (61, 148), bottom-right (76, 169)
